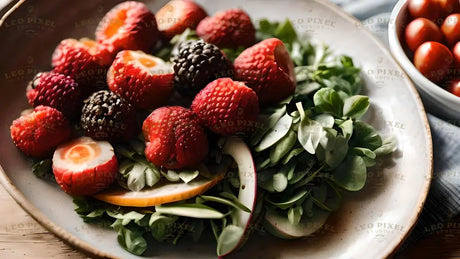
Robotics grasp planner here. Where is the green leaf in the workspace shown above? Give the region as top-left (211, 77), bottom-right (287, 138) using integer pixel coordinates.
top-left (273, 172), bottom-right (288, 192)
top-left (219, 192), bottom-right (252, 213)
top-left (354, 147), bottom-right (376, 159)
top-left (312, 185), bottom-right (327, 203)
top-left (282, 147), bottom-right (305, 165)
top-left (314, 114), bottom-right (335, 128)
top-left (339, 119), bottom-right (354, 140)
top-left (216, 225), bottom-right (244, 256)
top-left (255, 157), bottom-right (271, 171)
top-left (126, 164), bottom-right (147, 192)
top-left (179, 170), bottom-right (199, 183)
top-left (351, 121), bottom-right (382, 150)
top-left (32, 159), bottom-right (54, 181)
top-left (86, 209), bottom-right (106, 218)
top-left (274, 19), bottom-right (297, 44)
top-left (374, 135), bottom-right (397, 156)
top-left (200, 195), bottom-right (251, 213)
top-left (332, 154), bottom-right (367, 191)
top-left (144, 166), bottom-right (161, 187)
top-left (257, 169), bottom-right (276, 192)
top-left (297, 103), bottom-right (325, 154)
top-left (311, 196), bottom-right (334, 212)
top-left (266, 189), bottom-right (309, 210)
top-left (112, 220), bottom-right (147, 256)
top-left (107, 211), bottom-right (146, 226)
top-left (270, 130), bottom-right (297, 165)
top-left (362, 156), bottom-right (377, 167)
top-left (255, 113), bottom-right (293, 152)
top-left (323, 134), bottom-right (348, 168)
top-left (155, 203), bottom-right (226, 219)
top-left (288, 206), bottom-right (304, 225)
top-left (221, 46), bottom-right (246, 62)
top-left (343, 95), bottom-right (370, 119)
top-left (165, 170), bottom-right (181, 182)
top-left (288, 158), bottom-right (315, 184)
top-left (259, 19), bottom-right (274, 34)
top-left (148, 213), bottom-right (178, 242)
top-left (313, 88), bottom-right (344, 117)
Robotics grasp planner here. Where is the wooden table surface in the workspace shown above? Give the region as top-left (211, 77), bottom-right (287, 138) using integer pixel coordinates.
top-left (0, 183), bottom-right (458, 258)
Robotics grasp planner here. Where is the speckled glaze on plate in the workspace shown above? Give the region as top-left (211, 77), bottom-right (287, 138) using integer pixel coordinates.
top-left (0, 0), bottom-right (432, 258)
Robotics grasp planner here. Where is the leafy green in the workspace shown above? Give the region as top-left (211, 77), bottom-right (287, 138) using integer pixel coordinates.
top-left (216, 225), bottom-right (245, 256)
top-left (200, 195), bottom-right (251, 213)
top-left (255, 113), bottom-right (293, 152)
top-left (343, 95), bottom-right (370, 119)
top-left (332, 154), bottom-right (367, 191)
top-left (350, 121), bottom-right (382, 150)
top-left (155, 203), bottom-right (226, 219)
top-left (112, 219), bottom-right (147, 256)
top-left (297, 102), bottom-right (325, 154)
top-left (32, 159), bottom-right (54, 181)
top-left (116, 145), bottom-right (162, 191)
top-left (313, 88), bottom-right (344, 117)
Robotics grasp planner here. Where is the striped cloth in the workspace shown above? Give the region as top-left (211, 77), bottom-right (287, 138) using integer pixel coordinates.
top-left (329, 0), bottom-right (460, 251)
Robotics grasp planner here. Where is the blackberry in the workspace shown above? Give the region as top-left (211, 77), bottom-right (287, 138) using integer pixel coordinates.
top-left (172, 40), bottom-right (234, 96)
top-left (80, 90), bottom-right (137, 141)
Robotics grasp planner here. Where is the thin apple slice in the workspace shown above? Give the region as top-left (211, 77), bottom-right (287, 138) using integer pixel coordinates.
top-left (217, 137), bottom-right (257, 257)
top-left (94, 162), bottom-right (229, 207)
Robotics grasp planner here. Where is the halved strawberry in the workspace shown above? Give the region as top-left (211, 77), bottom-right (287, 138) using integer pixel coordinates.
top-left (143, 106), bottom-right (208, 170)
top-left (96, 1), bottom-right (160, 53)
top-left (196, 8), bottom-right (256, 49)
top-left (52, 136), bottom-right (118, 196)
top-left (107, 50), bottom-right (174, 110)
top-left (10, 106), bottom-right (72, 158)
top-left (52, 38), bottom-right (112, 97)
top-left (190, 78), bottom-right (259, 135)
top-left (156, 0), bottom-right (207, 39)
top-left (234, 38), bottom-right (296, 105)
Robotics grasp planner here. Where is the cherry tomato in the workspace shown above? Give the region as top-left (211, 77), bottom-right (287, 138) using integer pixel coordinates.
top-left (441, 14), bottom-right (460, 46)
top-left (408, 0), bottom-right (443, 21)
top-left (414, 41), bottom-right (453, 82)
top-left (446, 78), bottom-right (460, 97)
top-left (453, 42), bottom-right (460, 68)
top-left (405, 18), bottom-right (443, 51)
top-left (436, 0), bottom-right (460, 16)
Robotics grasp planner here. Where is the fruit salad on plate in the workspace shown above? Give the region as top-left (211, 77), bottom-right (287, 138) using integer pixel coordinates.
top-left (9, 0), bottom-right (396, 257)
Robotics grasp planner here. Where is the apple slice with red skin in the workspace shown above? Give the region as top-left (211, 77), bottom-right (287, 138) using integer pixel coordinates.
top-left (218, 137), bottom-right (257, 257)
top-left (52, 137), bottom-right (118, 196)
top-left (94, 162), bottom-right (229, 207)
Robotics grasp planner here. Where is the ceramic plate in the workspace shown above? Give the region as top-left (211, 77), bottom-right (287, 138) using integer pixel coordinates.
top-left (0, 0), bottom-right (433, 258)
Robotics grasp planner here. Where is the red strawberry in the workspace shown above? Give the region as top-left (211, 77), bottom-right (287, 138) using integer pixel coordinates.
top-left (10, 106), bottom-right (72, 158)
top-left (52, 38), bottom-right (112, 97)
top-left (142, 106), bottom-right (208, 170)
top-left (107, 50), bottom-right (174, 110)
top-left (96, 1), bottom-right (160, 53)
top-left (196, 9), bottom-right (256, 49)
top-left (52, 137), bottom-right (118, 196)
top-left (234, 38), bottom-right (296, 105)
top-left (156, 0), bottom-right (207, 38)
top-left (190, 78), bottom-right (259, 135)
top-left (26, 72), bottom-right (81, 118)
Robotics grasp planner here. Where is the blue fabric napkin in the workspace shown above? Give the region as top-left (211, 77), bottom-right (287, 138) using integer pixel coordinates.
top-left (329, 0), bottom-right (460, 250)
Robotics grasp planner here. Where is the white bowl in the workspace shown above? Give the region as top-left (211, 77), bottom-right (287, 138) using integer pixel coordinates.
top-left (389, 0), bottom-right (460, 120)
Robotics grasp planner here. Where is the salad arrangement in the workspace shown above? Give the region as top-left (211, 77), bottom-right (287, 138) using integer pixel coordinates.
top-left (9, 0), bottom-right (396, 257)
